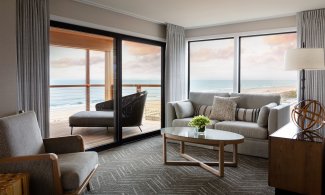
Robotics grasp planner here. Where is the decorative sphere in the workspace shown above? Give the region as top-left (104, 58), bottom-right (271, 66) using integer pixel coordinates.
top-left (291, 100), bottom-right (325, 131)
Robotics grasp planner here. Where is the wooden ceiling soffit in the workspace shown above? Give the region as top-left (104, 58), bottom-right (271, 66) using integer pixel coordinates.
top-left (50, 27), bottom-right (114, 52)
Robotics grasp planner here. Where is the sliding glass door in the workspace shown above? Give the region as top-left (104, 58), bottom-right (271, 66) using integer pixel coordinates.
top-left (49, 22), bottom-right (165, 149)
top-left (49, 27), bottom-right (116, 149)
top-left (121, 40), bottom-right (163, 139)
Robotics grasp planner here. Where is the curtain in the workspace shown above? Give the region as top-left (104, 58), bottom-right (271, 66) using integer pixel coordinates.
top-left (297, 8), bottom-right (325, 136)
top-left (165, 23), bottom-right (187, 104)
top-left (17, 0), bottom-right (50, 138)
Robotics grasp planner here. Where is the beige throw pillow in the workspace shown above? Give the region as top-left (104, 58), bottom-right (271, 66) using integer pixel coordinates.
top-left (257, 102), bottom-right (278, 127)
top-left (210, 96), bottom-right (240, 121)
top-left (174, 101), bottom-right (194, 119)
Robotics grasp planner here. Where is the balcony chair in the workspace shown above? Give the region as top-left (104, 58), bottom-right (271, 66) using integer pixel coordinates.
top-left (0, 111), bottom-right (98, 195)
top-left (69, 91), bottom-right (147, 134)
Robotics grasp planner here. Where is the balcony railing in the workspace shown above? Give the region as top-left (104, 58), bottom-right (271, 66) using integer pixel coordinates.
top-left (50, 83), bottom-right (161, 111)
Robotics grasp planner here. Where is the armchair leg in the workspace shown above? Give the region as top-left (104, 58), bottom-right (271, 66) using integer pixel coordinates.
top-left (86, 183), bottom-right (91, 191)
top-left (106, 127), bottom-right (109, 134)
top-left (138, 126), bottom-right (142, 132)
top-left (71, 127), bottom-right (73, 135)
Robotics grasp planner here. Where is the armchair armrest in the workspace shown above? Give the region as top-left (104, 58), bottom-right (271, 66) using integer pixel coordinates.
top-left (0, 154), bottom-right (62, 195)
top-left (268, 104), bottom-right (290, 135)
top-left (96, 100), bottom-right (114, 111)
top-left (166, 99), bottom-right (190, 127)
top-left (43, 135), bottom-right (84, 154)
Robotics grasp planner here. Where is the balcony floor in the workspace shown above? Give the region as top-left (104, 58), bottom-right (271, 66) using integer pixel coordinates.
top-left (50, 103), bottom-right (161, 149)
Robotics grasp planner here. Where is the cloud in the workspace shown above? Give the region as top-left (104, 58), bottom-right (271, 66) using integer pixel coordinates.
top-left (51, 53), bottom-right (105, 68)
top-left (90, 53), bottom-right (105, 65)
top-left (123, 41), bottom-right (161, 55)
top-left (50, 57), bottom-right (85, 68)
top-left (191, 46), bottom-right (234, 62)
top-left (263, 33), bottom-right (297, 45)
top-left (242, 43), bottom-right (296, 70)
top-left (123, 54), bottom-right (161, 78)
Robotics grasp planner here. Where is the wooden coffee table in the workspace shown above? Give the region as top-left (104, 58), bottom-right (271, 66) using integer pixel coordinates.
top-left (161, 127), bottom-right (244, 177)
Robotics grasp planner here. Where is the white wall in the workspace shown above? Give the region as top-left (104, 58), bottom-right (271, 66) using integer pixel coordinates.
top-left (185, 16), bottom-right (296, 38)
top-left (0, 0), bottom-right (18, 117)
top-left (49, 0), bottom-right (166, 41)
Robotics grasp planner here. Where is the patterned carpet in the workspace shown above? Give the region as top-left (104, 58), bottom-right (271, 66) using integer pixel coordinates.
top-left (86, 136), bottom-right (274, 195)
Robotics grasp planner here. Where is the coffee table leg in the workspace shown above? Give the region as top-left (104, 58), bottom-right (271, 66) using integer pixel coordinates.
top-left (233, 144), bottom-right (238, 166)
top-left (163, 134), bottom-right (167, 164)
top-left (218, 142), bottom-right (224, 177)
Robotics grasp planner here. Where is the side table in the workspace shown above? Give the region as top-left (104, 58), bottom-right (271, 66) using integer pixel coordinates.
top-left (0, 173), bottom-right (29, 195)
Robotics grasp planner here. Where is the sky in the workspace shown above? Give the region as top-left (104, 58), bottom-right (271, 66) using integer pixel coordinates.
top-left (50, 41), bottom-right (161, 84)
top-left (50, 32), bottom-right (297, 85)
top-left (190, 33), bottom-right (297, 80)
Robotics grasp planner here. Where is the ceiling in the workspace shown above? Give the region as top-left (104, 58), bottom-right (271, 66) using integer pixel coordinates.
top-left (75, 0), bottom-right (325, 29)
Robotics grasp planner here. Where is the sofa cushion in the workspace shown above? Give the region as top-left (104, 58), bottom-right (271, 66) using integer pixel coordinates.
top-left (58, 151), bottom-right (98, 191)
top-left (257, 102), bottom-right (278, 127)
top-left (214, 121), bottom-right (268, 139)
top-left (174, 101), bottom-right (194, 119)
top-left (235, 108), bottom-right (260, 122)
top-left (230, 93), bottom-right (280, 108)
top-left (194, 104), bottom-right (212, 117)
top-left (210, 96), bottom-right (240, 121)
top-left (189, 92), bottom-right (229, 105)
top-left (172, 118), bottom-right (218, 129)
top-left (69, 111), bottom-right (114, 127)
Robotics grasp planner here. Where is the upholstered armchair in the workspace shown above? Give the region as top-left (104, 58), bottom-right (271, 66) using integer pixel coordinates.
top-left (0, 111), bottom-right (98, 195)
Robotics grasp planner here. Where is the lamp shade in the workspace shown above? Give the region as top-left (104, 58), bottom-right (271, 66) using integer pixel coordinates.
top-left (284, 48), bottom-right (325, 70)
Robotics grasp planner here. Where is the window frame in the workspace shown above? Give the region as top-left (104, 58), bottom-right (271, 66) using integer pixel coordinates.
top-left (187, 28), bottom-right (297, 97)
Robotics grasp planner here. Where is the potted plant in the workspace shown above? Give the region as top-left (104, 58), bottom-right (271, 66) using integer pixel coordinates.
top-left (188, 115), bottom-right (211, 133)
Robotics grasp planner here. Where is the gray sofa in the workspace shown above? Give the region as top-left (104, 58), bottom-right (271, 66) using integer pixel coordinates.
top-left (166, 92), bottom-right (290, 158)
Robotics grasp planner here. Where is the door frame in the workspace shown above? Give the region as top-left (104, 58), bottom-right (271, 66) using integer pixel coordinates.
top-left (50, 21), bottom-right (165, 150)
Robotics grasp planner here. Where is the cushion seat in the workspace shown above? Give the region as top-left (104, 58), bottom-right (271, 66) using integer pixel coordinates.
top-left (58, 152), bottom-right (98, 191)
top-left (69, 111), bottom-right (114, 127)
top-left (172, 118), bottom-right (219, 129)
top-left (214, 121), bottom-right (268, 139)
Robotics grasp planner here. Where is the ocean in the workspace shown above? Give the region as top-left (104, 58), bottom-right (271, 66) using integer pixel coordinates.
top-left (50, 80), bottom-right (296, 108)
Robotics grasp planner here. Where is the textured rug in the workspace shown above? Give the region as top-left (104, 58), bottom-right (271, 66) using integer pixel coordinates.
top-left (86, 136), bottom-right (274, 195)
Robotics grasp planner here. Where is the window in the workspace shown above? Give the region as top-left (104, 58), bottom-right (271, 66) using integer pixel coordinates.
top-left (189, 38), bottom-right (234, 92)
top-left (188, 31), bottom-right (297, 104)
top-left (240, 33), bottom-right (297, 103)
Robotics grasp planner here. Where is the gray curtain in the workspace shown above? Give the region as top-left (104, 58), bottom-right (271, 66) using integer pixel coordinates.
top-left (297, 8), bottom-right (325, 135)
top-left (165, 23), bottom-right (187, 104)
top-left (17, 0), bottom-right (50, 138)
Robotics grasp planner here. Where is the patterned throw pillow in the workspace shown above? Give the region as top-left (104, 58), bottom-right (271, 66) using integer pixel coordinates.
top-left (235, 108), bottom-right (260, 122)
top-left (194, 104), bottom-right (212, 117)
top-left (209, 96), bottom-right (240, 121)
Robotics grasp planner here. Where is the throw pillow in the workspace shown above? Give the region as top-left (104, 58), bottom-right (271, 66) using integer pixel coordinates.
top-left (235, 108), bottom-right (260, 122)
top-left (209, 96), bottom-right (240, 121)
top-left (194, 104), bottom-right (212, 117)
top-left (174, 101), bottom-right (194, 119)
top-left (257, 102), bottom-right (278, 127)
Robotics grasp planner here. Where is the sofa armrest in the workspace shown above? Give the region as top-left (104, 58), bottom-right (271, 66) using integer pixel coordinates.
top-left (0, 154), bottom-right (62, 194)
top-left (43, 135), bottom-right (85, 154)
top-left (166, 100), bottom-right (190, 127)
top-left (268, 104), bottom-right (290, 136)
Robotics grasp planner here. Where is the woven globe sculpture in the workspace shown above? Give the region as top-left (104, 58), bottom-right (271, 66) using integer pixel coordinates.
top-left (291, 100), bottom-right (325, 141)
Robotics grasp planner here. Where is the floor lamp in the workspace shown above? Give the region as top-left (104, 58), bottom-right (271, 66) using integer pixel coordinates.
top-left (284, 48), bottom-right (325, 102)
